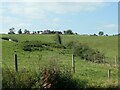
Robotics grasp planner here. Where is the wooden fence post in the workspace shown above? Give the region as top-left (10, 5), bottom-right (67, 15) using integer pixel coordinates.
top-left (108, 64), bottom-right (111, 80)
top-left (115, 56), bottom-right (117, 67)
top-left (108, 69), bottom-right (111, 80)
top-left (72, 54), bottom-right (75, 73)
top-left (14, 53), bottom-right (18, 72)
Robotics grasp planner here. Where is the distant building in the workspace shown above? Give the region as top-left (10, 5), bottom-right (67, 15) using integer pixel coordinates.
top-left (9, 39), bottom-right (12, 41)
top-left (30, 31), bottom-right (33, 34)
top-left (42, 30), bottom-right (51, 34)
top-left (39, 31), bottom-right (43, 34)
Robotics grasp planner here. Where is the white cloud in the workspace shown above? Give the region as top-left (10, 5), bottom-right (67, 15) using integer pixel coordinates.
top-left (0, 2), bottom-right (110, 33)
top-left (98, 24), bottom-right (118, 30)
top-left (53, 18), bottom-right (60, 22)
top-left (0, 2), bottom-right (107, 25)
top-left (102, 24), bottom-right (118, 28)
top-left (2, 2), bottom-right (107, 19)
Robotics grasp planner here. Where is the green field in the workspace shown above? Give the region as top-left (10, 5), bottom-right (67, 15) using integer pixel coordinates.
top-left (1, 34), bottom-right (118, 88)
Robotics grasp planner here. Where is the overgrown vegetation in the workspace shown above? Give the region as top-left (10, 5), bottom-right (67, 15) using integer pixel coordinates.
top-left (1, 37), bottom-right (9, 40)
top-left (66, 41), bottom-right (106, 63)
top-left (2, 60), bottom-right (83, 90)
top-left (2, 34), bottom-right (118, 89)
top-left (19, 35), bottom-right (106, 63)
top-left (21, 40), bottom-right (65, 51)
top-left (1, 37), bottom-right (18, 42)
top-left (74, 43), bottom-right (105, 63)
top-left (54, 33), bottom-right (62, 45)
top-left (2, 68), bottom-right (36, 89)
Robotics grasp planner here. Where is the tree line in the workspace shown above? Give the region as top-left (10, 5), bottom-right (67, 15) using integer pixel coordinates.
top-left (8, 27), bottom-right (77, 35)
top-left (8, 27), bottom-right (119, 36)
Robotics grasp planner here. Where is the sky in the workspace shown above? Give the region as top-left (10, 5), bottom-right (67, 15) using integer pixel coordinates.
top-left (0, 1), bottom-right (118, 35)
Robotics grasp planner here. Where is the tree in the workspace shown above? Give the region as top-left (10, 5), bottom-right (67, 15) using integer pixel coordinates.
top-left (99, 31), bottom-right (104, 36)
top-left (24, 29), bottom-right (30, 34)
top-left (8, 27), bottom-right (15, 34)
top-left (64, 29), bottom-right (73, 34)
top-left (55, 33), bottom-right (62, 44)
top-left (105, 34), bottom-right (108, 36)
top-left (33, 31), bottom-right (37, 34)
top-left (18, 29), bottom-right (22, 34)
top-left (37, 31), bottom-right (40, 34)
top-left (93, 34), bottom-right (97, 36)
top-left (74, 33), bottom-right (78, 35)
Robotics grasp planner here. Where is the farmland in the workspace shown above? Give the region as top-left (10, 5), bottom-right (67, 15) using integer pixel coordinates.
top-left (1, 34), bottom-right (118, 88)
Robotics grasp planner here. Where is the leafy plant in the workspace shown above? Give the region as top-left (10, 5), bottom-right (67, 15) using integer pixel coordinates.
top-left (35, 59), bottom-right (82, 90)
top-left (54, 33), bottom-right (62, 45)
top-left (2, 68), bottom-right (36, 89)
top-left (1, 37), bottom-right (10, 40)
top-left (73, 43), bottom-right (105, 63)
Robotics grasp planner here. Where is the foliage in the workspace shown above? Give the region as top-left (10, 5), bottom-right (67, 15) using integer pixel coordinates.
top-left (1, 37), bottom-right (18, 42)
top-left (54, 33), bottom-right (62, 45)
top-left (8, 27), bottom-right (15, 34)
top-left (22, 41), bottom-right (43, 51)
top-left (1, 37), bottom-right (9, 40)
top-left (74, 43), bottom-right (105, 63)
top-left (35, 59), bottom-right (82, 90)
top-left (50, 31), bottom-right (62, 34)
top-left (2, 60), bottom-right (85, 89)
top-left (2, 68), bottom-right (36, 89)
top-left (65, 41), bottom-right (77, 49)
top-left (18, 29), bottom-right (22, 34)
top-left (24, 29), bottom-right (30, 34)
top-left (99, 31), bottom-right (104, 36)
top-left (22, 40), bottom-right (65, 51)
top-left (64, 29), bottom-right (73, 34)
top-left (1, 34), bottom-right (118, 88)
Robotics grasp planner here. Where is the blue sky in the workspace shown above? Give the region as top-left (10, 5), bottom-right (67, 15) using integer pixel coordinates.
top-left (0, 2), bottom-right (118, 35)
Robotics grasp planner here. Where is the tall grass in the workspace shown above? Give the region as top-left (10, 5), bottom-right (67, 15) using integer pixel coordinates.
top-left (2, 59), bottom-right (85, 90)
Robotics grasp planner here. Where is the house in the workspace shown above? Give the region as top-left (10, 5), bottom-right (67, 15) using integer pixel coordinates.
top-left (30, 31), bottom-right (33, 34)
top-left (42, 30), bottom-right (51, 34)
top-left (39, 31), bottom-right (43, 34)
top-left (9, 39), bottom-right (12, 41)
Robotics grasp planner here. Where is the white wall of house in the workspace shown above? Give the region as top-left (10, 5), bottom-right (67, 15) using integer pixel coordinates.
top-left (39, 32), bottom-right (43, 34)
top-left (9, 39), bottom-right (12, 41)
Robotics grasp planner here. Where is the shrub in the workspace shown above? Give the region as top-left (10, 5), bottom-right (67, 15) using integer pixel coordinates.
top-left (65, 41), bottom-right (76, 49)
top-left (22, 41), bottom-right (66, 51)
top-left (22, 41), bottom-right (43, 51)
top-left (35, 60), bottom-right (81, 90)
top-left (73, 43), bottom-right (105, 63)
top-left (54, 33), bottom-right (62, 45)
top-left (1, 36), bottom-right (18, 42)
top-left (1, 37), bottom-right (10, 40)
top-left (2, 68), bottom-right (36, 89)
top-left (2, 60), bottom-right (87, 89)
top-left (11, 38), bottom-right (18, 42)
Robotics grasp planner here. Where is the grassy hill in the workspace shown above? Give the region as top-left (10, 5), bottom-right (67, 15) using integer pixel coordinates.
top-left (1, 34), bottom-right (118, 88)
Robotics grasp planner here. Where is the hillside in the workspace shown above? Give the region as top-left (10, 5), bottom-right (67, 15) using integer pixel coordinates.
top-left (1, 34), bottom-right (118, 88)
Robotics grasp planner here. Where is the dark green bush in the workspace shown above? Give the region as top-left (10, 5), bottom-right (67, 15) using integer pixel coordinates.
top-left (1, 37), bottom-right (18, 42)
top-left (22, 41), bottom-right (43, 51)
top-left (23, 46), bottom-right (32, 51)
top-left (1, 37), bottom-right (9, 40)
top-left (73, 43), bottom-right (105, 63)
top-left (50, 44), bottom-right (66, 49)
top-left (54, 33), bottom-right (62, 45)
top-left (2, 61), bottom-right (86, 89)
top-left (35, 60), bottom-right (82, 90)
top-left (22, 41), bottom-right (66, 51)
top-left (65, 41), bottom-right (77, 49)
top-left (11, 38), bottom-right (18, 42)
